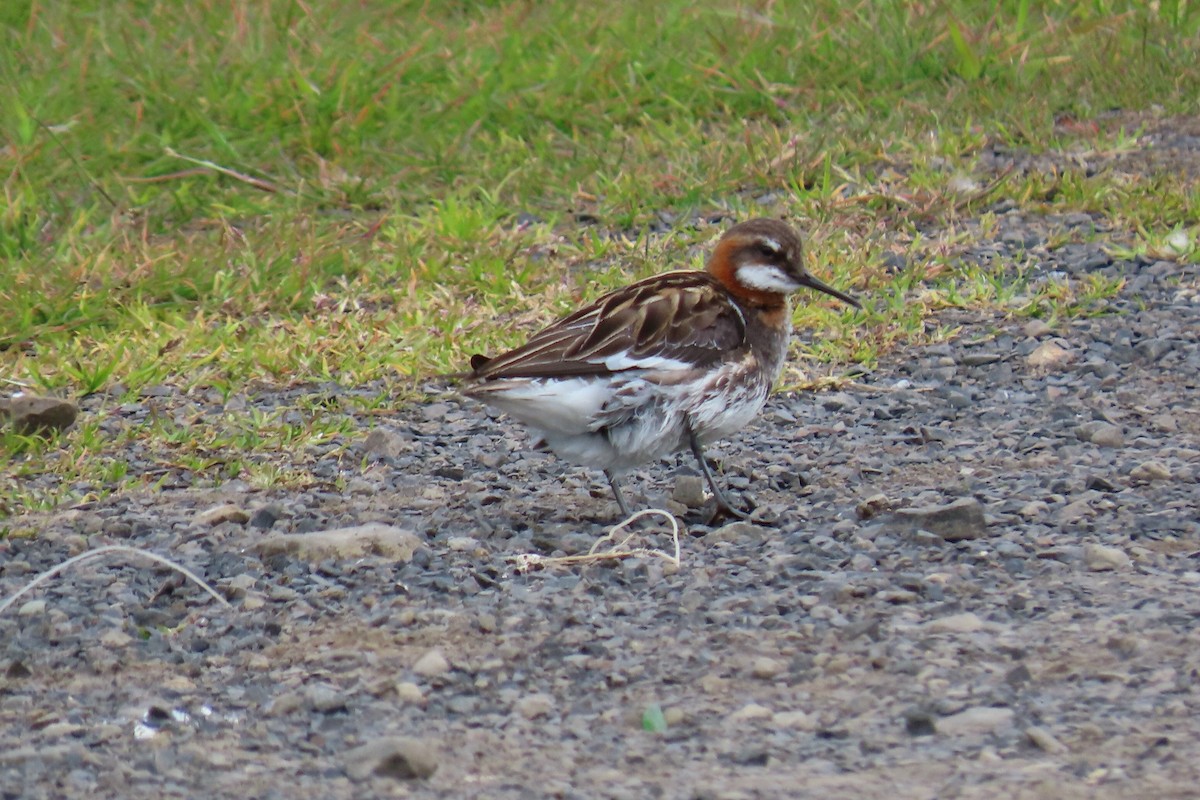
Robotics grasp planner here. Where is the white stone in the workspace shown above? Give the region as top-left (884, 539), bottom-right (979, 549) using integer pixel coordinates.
top-left (1130, 461), bottom-right (1171, 481)
top-left (513, 693), bottom-right (555, 720)
top-left (412, 649), bottom-right (451, 677)
top-left (729, 703), bottom-right (773, 722)
top-left (771, 710), bottom-right (815, 730)
top-left (1083, 543), bottom-right (1131, 572)
top-left (395, 681), bottom-right (425, 704)
top-left (937, 706), bottom-right (1015, 736)
top-left (750, 656), bottom-right (787, 680)
top-left (924, 612), bottom-right (985, 634)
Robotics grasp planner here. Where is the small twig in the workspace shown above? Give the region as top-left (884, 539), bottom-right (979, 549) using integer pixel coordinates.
top-left (508, 508), bottom-right (682, 573)
top-left (163, 147), bottom-right (279, 194)
top-left (0, 545), bottom-right (231, 619)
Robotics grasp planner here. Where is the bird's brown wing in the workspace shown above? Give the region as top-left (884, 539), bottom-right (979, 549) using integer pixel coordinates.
top-left (469, 271), bottom-right (747, 380)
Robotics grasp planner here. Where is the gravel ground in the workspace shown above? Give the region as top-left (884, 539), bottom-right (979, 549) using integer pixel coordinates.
top-left (3, 126), bottom-right (1200, 799)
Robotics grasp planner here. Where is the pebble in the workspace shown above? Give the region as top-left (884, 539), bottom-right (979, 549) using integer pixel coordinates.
top-left (5, 660), bottom-right (32, 679)
top-left (16, 600), bottom-right (46, 616)
top-left (98, 629), bottom-right (133, 648)
top-left (343, 737), bottom-right (439, 781)
top-left (876, 589), bottom-right (919, 604)
top-left (195, 504), bottom-right (250, 527)
top-left (395, 682), bottom-right (425, 705)
top-left (249, 505), bottom-right (281, 530)
top-left (305, 683), bottom-right (348, 713)
top-left (362, 428), bottom-right (410, 458)
top-left (1019, 500), bottom-right (1049, 518)
top-left (412, 649), bottom-right (451, 677)
top-left (2, 395), bottom-right (78, 434)
top-left (269, 692), bottom-right (306, 716)
top-left (1023, 319), bottom-right (1053, 338)
top-left (663, 707), bottom-right (686, 727)
top-left (672, 474), bottom-right (707, 508)
top-left (513, 693), bottom-right (555, 720)
top-left (904, 708), bottom-right (938, 737)
top-left (728, 703), bottom-right (773, 723)
top-left (893, 497), bottom-right (987, 541)
top-left (1077, 421), bottom-right (1125, 448)
top-left (40, 721), bottom-right (86, 739)
top-left (1130, 460), bottom-right (1171, 481)
top-left (1056, 499), bottom-right (1093, 523)
top-left (936, 706), bottom-right (1016, 736)
top-left (771, 711), bottom-right (814, 730)
top-left (1026, 341), bottom-right (1074, 368)
top-left (923, 612), bottom-right (985, 634)
top-left (707, 521), bottom-right (768, 544)
top-left (241, 593), bottom-right (267, 611)
top-left (855, 493), bottom-right (892, 520)
top-left (1083, 543), bottom-right (1131, 572)
top-left (254, 523), bottom-right (423, 562)
top-left (1025, 725), bottom-right (1068, 753)
top-left (750, 656), bottom-right (787, 680)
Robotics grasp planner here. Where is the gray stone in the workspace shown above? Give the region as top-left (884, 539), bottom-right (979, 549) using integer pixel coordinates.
top-left (893, 497), bottom-right (987, 541)
top-left (1026, 341), bottom-right (1073, 368)
top-left (961, 353), bottom-right (1002, 366)
top-left (1136, 338), bottom-right (1173, 361)
top-left (1077, 421), bottom-right (1124, 448)
top-left (671, 474), bottom-right (707, 508)
top-left (305, 683), bottom-right (348, 713)
top-left (249, 505), bottom-right (281, 530)
top-left (4, 395), bottom-right (78, 434)
top-left (363, 428), bottom-right (410, 458)
top-left (707, 521), bottom-right (769, 544)
top-left (1023, 319), bottom-right (1053, 338)
top-left (1056, 499), bottom-right (1092, 524)
top-left (855, 493), bottom-right (892, 520)
top-left (343, 737), bottom-right (439, 781)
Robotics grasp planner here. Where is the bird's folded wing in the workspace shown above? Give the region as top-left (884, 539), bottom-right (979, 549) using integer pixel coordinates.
top-left (470, 272), bottom-right (747, 380)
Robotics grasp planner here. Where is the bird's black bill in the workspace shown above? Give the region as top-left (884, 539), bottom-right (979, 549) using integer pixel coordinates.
top-left (798, 273), bottom-right (860, 308)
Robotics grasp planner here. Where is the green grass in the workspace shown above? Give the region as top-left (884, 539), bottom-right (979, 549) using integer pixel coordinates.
top-left (2, 0), bottom-right (1199, 516)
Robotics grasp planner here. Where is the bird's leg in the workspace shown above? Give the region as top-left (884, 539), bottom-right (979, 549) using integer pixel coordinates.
top-left (604, 470), bottom-right (634, 518)
top-left (687, 427), bottom-right (750, 521)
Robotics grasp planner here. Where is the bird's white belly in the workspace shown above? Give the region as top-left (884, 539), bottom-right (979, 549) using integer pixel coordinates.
top-left (474, 367), bottom-right (771, 474)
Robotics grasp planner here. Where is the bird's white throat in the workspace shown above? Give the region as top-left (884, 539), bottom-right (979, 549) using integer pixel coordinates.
top-left (736, 264), bottom-right (800, 293)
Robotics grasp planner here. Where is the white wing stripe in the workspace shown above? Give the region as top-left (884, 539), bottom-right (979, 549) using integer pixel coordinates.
top-left (602, 353), bottom-right (693, 372)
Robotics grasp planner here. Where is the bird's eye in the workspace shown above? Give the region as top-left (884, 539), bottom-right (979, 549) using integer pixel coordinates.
top-left (757, 242), bottom-right (779, 257)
